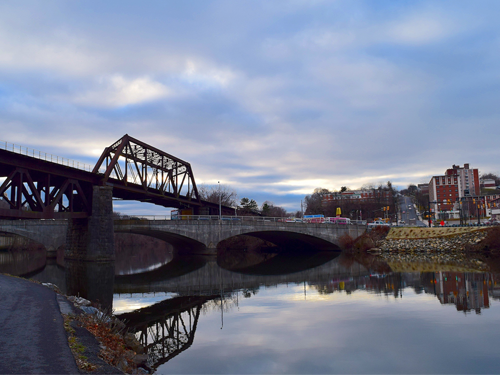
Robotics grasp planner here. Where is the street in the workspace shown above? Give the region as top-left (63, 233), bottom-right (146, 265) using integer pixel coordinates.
top-left (398, 195), bottom-right (426, 226)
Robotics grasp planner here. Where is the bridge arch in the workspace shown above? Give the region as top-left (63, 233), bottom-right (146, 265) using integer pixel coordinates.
top-left (230, 230), bottom-right (342, 251)
top-left (0, 220), bottom-right (67, 253)
top-left (114, 227), bottom-right (208, 254)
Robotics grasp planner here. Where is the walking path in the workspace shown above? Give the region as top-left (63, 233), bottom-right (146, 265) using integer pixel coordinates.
top-left (0, 274), bottom-right (80, 374)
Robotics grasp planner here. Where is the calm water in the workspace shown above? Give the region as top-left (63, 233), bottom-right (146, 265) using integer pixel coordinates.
top-left (3, 246), bottom-right (500, 374)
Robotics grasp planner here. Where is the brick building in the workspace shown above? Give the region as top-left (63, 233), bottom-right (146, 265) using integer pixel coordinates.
top-left (429, 164), bottom-right (480, 217)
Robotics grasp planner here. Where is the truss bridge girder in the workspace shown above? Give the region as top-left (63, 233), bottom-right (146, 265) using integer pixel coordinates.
top-left (0, 150), bottom-right (94, 219)
top-left (93, 135), bottom-right (201, 206)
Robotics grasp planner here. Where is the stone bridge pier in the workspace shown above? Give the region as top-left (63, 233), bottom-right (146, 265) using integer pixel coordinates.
top-left (65, 186), bottom-right (115, 261)
top-left (0, 186), bottom-right (116, 261)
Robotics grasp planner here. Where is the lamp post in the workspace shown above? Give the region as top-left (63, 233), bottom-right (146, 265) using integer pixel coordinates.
top-left (218, 181), bottom-right (221, 220)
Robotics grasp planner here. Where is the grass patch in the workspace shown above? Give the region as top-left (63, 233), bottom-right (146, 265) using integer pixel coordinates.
top-left (63, 315), bottom-right (97, 372)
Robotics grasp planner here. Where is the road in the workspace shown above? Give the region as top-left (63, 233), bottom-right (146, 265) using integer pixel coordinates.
top-left (0, 274), bottom-right (80, 374)
top-left (398, 195), bottom-right (426, 227)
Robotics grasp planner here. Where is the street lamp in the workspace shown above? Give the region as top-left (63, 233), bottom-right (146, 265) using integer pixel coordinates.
top-left (218, 181), bottom-right (221, 220)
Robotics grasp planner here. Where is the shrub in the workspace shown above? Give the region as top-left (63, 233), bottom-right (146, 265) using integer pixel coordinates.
top-left (339, 233), bottom-right (355, 250)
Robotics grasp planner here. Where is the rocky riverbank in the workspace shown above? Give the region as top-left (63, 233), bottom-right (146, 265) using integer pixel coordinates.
top-left (375, 230), bottom-right (489, 253)
top-left (41, 283), bottom-right (152, 374)
top-left (363, 227), bottom-right (500, 273)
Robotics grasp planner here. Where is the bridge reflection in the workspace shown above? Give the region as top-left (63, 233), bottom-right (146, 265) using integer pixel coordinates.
top-left (114, 253), bottom-right (368, 296)
top-left (115, 255), bottom-right (207, 285)
top-left (117, 295), bottom-right (218, 369)
top-left (218, 250), bottom-right (340, 275)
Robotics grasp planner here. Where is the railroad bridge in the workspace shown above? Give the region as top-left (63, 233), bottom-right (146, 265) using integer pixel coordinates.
top-left (0, 135), bottom-right (366, 260)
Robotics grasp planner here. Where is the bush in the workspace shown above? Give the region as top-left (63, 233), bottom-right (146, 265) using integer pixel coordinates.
top-left (338, 233), bottom-right (354, 250)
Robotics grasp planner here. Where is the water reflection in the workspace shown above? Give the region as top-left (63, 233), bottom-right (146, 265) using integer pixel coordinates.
top-left (65, 261), bottom-right (115, 311)
top-left (0, 247), bottom-right (47, 276)
top-left (119, 296), bottom-right (217, 367)
top-left (111, 251), bottom-right (500, 371)
top-left (4, 240), bottom-right (500, 373)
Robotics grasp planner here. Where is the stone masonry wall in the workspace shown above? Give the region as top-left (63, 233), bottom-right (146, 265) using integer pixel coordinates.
top-left (65, 186), bottom-right (115, 261)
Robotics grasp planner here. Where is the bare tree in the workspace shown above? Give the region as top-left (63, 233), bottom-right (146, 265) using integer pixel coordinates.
top-left (198, 184), bottom-right (238, 207)
top-left (304, 187), bottom-right (330, 215)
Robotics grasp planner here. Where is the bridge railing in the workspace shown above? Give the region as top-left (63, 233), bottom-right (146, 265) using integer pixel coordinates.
top-left (116, 215), bottom-right (366, 224)
top-left (0, 140), bottom-right (94, 172)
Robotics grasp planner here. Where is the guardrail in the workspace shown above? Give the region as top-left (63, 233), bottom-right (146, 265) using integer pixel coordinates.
top-left (115, 215), bottom-right (367, 224)
top-left (0, 140), bottom-right (95, 172)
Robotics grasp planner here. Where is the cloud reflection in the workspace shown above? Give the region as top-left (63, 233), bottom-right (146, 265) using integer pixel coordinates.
top-left (160, 285), bottom-right (500, 374)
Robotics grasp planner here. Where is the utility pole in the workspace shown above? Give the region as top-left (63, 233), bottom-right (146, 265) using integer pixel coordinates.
top-left (478, 199), bottom-right (481, 225)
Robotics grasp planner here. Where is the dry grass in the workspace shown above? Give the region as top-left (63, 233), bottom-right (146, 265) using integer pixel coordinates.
top-left (76, 312), bottom-right (138, 373)
top-left (386, 227), bottom-right (487, 240)
top-left (63, 315), bottom-right (98, 372)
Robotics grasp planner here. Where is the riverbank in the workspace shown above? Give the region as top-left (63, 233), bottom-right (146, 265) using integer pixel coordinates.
top-left (377, 229), bottom-right (489, 252)
top-left (375, 226), bottom-right (500, 252)
top-left (0, 273), bottom-right (150, 374)
top-left (63, 294), bottom-right (151, 374)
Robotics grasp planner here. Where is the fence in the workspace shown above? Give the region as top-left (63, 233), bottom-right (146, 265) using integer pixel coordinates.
top-left (1, 140), bottom-right (95, 172)
top-left (115, 215), bottom-right (367, 225)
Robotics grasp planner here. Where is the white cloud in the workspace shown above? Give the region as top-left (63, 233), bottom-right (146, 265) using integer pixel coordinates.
top-left (73, 75), bottom-right (171, 108)
top-left (182, 60), bottom-right (236, 88)
top-left (386, 13), bottom-right (456, 45)
top-left (0, 0), bottom-right (498, 213)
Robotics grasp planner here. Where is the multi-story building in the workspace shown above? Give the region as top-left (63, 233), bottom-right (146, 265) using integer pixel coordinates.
top-left (434, 272), bottom-right (490, 314)
top-left (429, 164), bottom-right (480, 218)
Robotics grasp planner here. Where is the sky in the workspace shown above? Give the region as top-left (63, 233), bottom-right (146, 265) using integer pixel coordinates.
top-left (0, 0), bottom-right (499, 214)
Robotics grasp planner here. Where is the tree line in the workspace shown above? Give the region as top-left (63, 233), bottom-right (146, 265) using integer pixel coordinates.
top-left (198, 184), bottom-right (288, 217)
top-left (304, 182), bottom-right (398, 222)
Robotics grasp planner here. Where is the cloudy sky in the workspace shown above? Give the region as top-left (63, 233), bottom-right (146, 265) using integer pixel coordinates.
top-left (1, 0), bottom-right (499, 214)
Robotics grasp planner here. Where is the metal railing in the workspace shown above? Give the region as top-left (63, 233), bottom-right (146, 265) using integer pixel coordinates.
top-left (0, 140), bottom-right (94, 172)
top-left (115, 215), bottom-right (367, 224)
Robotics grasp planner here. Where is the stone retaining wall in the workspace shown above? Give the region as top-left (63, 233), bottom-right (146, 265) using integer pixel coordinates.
top-left (377, 230), bottom-right (488, 253)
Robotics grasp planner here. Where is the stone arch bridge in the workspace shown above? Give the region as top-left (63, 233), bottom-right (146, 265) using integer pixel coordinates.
top-left (0, 218), bottom-right (367, 257)
top-left (114, 219), bottom-right (366, 253)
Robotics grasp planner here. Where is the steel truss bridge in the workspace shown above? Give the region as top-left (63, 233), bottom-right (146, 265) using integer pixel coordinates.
top-left (0, 135), bottom-right (232, 219)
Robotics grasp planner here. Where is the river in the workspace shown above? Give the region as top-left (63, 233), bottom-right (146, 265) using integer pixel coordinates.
top-left (3, 245), bottom-right (500, 374)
